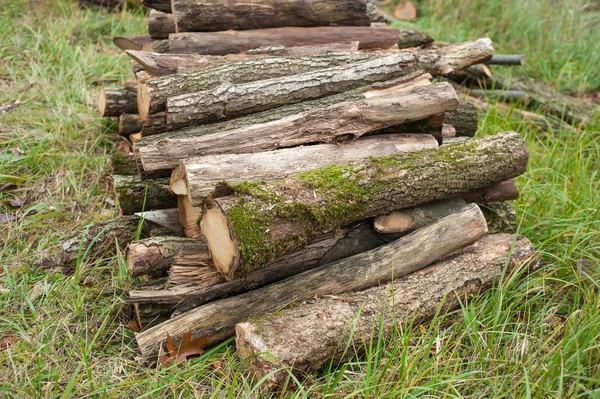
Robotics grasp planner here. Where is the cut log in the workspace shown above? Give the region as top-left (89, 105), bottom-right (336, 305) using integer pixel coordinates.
top-left (393, 1), bottom-right (418, 20)
top-left (172, 0), bottom-right (372, 32)
top-left (140, 112), bottom-right (167, 136)
top-left (460, 179), bottom-right (519, 203)
top-left (235, 234), bottom-right (537, 389)
top-left (201, 132), bottom-right (527, 279)
top-left (97, 86), bottom-right (138, 117)
top-left (180, 134), bottom-right (440, 206)
top-left (178, 195), bottom-right (202, 238)
top-left (111, 151), bottom-right (139, 176)
top-left (442, 124), bottom-right (457, 139)
top-left (148, 10), bottom-right (176, 40)
top-left (141, 39), bottom-right (170, 53)
top-left (480, 202), bottom-right (518, 234)
top-left (113, 35), bottom-right (156, 52)
top-left (109, 175), bottom-right (177, 216)
top-left (135, 209), bottom-right (184, 235)
top-left (126, 43), bottom-right (360, 77)
top-left (135, 203), bottom-right (488, 361)
top-left (445, 102), bottom-right (479, 137)
top-left (118, 114), bottom-right (143, 136)
top-left (166, 39), bottom-right (493, 128)
top-left (142, 0), bottom-right (171, 13)
top-left (127, 236), bottom-right (210, 277)
top-left (374, 198), bottom-right (467, 235)
top-left (485, 54), bottom-right (525, 66)
top-left (168, 26), bottom-right (433, 55)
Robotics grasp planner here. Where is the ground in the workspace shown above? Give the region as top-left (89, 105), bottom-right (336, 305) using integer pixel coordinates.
top-left (0, 0), bottom-right (599, 397)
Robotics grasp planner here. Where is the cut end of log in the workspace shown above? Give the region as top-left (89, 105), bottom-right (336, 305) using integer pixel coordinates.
top-left (170, 165), bottom-right (188, 196)
top-left (127, 241), bottom-right (163, 277)
top-left (178, 195), bottom-right (203, 238)
top-left (126, 50), bottom-right (156, 76)
top-left (97, 88), bottom-right (107, 116)
top-left (113, 36), bottom-right (142, 51)
top-left (374, 212), bottom-right (415, 234)
top-left (200, 201), bottom-right (240, 280)
top-left (138, 83), bottom-right (151, 120)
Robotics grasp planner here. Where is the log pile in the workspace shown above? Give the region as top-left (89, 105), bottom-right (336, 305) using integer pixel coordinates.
top-left (85, 0), bottom-right (539, 389)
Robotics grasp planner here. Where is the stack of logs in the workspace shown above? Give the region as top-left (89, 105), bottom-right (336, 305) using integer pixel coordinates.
top-left (91, 0), bottom-right (539, 390)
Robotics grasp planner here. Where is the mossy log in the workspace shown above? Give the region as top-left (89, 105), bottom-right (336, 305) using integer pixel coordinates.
top-left (445, 102), bottom-right (479, 137)
top-left (135, 208), bottom-right (183, 235)
top-left (168, 26), bottom-right (433, 55)
top-left (235, 234), bottom-right (537, 390)
top-left (178, 195), bottom-right (202, 238)
top-left (135, 204), bottom-right (488, 361)
top-left (166, 39), bottom-right (493, 129)
top-left (148, 9), bottom-right (176, 40)
top-left (127, 236), bottom-right (211, 277)
top-left (118, 114), bottom-right (143, 136)
top-left (201, 132), bottom-right (528, 279)
top-left (97, 86), bottom-right (138, 117)
top-left (126, 43), bottom-right (360, 77)
top-left (141, 0), bottom-right (171, 12)
top-left (172, 0), bottom-right (372, 32)
top-left (109, 175), bottom-right (177, 216)
top-left (460, 179), bottom-right (519, 203)
top-left (480, 202), bottom-right (518, 234)
top-left (179, 134), bottom-right (440, 207)
top-left (111, 151), bottom-right (139, 176)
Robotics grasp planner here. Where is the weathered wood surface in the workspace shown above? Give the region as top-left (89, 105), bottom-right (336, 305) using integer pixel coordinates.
top-left (127, 236), bottom-right (210, 277)
top-left (148, 9), bottom-right (176, 39)
top-left (97, 86), bottom-right (138, 117)
top-left (111, 151), bottom-right (139, 176)
top-left (142, 0), bottom-right (171, 12)
top-left (135, 204), bottom-right (488, 361)
top-left (181, 134), bottom-right (440, 206)
top-left (201, 132), bottom-right (527, 279)
top-left (235, 234), bottom-right (537, 389)
top-left (109, 175), bottom-right (177, 215)
top-left (480, 202), bottom-right (518, 234)
top-left (135, 208), bottom-right (183, 234)
top-left (178, 195), bottom-right (202, 239)
top-left (140, 112), bottom-right (167, 136)
top-left (445, 102), bottom-right (479, 137)
top-left (460, 179), bottom-right (519, 203)
top-left (166, 39), bottom-right (493, 129)
top-left (118, 114), bottom-right (143, 136)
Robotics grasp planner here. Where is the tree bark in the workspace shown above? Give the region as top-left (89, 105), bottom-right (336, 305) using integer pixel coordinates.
top-left (109, 175), bottom-right (177, 216)
top-left (460, 179), bottom-right (519, 203)
top-left (97, 86), bottom-right (138, 117)
top-left (235, 234), bottom-right (537, 389)
top-left (148, 9), bottom-right (176, 40)
top-left (142, 0), bottom-right (171, 13)
top-left (127, 236), bottom-right (210, 277)
top-left (165, 39), bottom-right (493, 128)
top-left (135, 203), bottom-right (488, 362)
top-left (200, 132), bottom-right (527, 279)
top-left (141, 39), bottom-right (170, 53)
top-left (168, 26), bottom-right (433, 55)
top-left (180, 134), bottom-right (440, 206)
top-left (135, 208), bottom-right (184, 235)
top-left (118, 114), bottom-right (143, 136)
top-left (445, 102), bottom-right (479, 137)
top-left (140, 112), bottom-right (168, 136)
top-left (111, 151), bottom-right (139, 176)
top-left (485, 54), bottom-right (525, 66)
top-left (480, 202), bottom-right (518, 234)
top-left (144, 82), bottom-right (458, 171)
top-left (178, 195), bottom-right (202, 238)
top-left (172, 0), bottom-right (372, 32)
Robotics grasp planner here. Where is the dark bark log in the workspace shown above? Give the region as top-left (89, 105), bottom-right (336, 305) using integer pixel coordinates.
top-left (111, 151), bottom-right (139, 176)
top-left (201, 132), bottom-right (528, 279)
top-left (148, 9), bottom-right (176, 40)
top-left (485, 54), bottom-right (525, 66)
top-left (235, 234), bottom-right (537, 390)
top-left (97, 86), bottom-right (138, 117)
top-left (445, 102), bottom-right (479, 137)
top-left (460, 180), bottom-right (519, 203)
top-left (142, 0), bottom-right (171, 12)
top-left (141, 39), bottom-right (170, 53)
top-left (168, 26), bottom-right (433, 55)
top-left (135, 209), bottom-right (184, 235)
top-left (113, 35), bottom-right (156, 52)
top-left (140, 112), bottom-right (167, 136)
top-left (135, 204), bottom-right (488, 361)
top-left (118, 114), bottom-right (143, 136)
top-left (109, 175), bottom-right (177, 216)
top-left (178, 195), bottom-right (202, 239)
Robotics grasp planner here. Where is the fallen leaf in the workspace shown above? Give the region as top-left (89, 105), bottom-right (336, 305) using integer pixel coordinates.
top-left (128, 320), bottom-right (141, 333)
top-left (7, 197), bottom-right (24, 208)
top-left (394, 1), bottom-right (418, 20)
top-left (160, 331), bottom-right (209, 364)
top-left (0, 335), bottom-right (18, 350)
top-left (0, 213), bottom-right (18, 223)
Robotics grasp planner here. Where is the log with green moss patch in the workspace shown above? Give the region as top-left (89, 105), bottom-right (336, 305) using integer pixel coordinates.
top-left (109, 175), bottom-right (177, 215)
top-left (201, 132), bottom-right (528, 279)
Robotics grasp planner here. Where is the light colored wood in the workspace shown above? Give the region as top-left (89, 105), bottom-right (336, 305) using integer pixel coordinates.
top-left (97, 86), bottom-right (138, 117)
top-left (393, 1), bottom-right (417, 20)
top-left (178, 195), bottom-right (202, 238)
top-left (235, 234), bottom-right (537, 389)
top-left (170, 166), bottom-right (187, 196)
top-left (135, 208), bottom-right (183, 234)
top-left (135, 204), bottom-right (488, 361)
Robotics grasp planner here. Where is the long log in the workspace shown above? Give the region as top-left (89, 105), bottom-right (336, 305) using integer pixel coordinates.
top-left (485, 54), bottom-right (525, 66)
top-left (135, 203), bottom-right (488, 361)
top-left (139, 79), bottom-right (457, 171)
top-left (166, 39), bottom-right (493, 129)
top-left (118, 114), bottom-right (143, 136)
top-left (109, 175), bottom-right (177, 215)
top-left (172, 0), bottom-right (372, 32)
top-left (148, 10), bottom-right (176, 40)
top-left (179, 134), bottom-right (440, 206)
top-left (201, 132), bottom-right (528, 279)
top-left (142, 0), bottom-right (171, 12)
top-left (235, 234), bottom-right (537, 389)
top-left (97, 86), bottom-right (138, 117)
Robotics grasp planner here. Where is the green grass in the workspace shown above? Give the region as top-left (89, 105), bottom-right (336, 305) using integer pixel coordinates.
top-left (0, 0), bottom-right (599, 397)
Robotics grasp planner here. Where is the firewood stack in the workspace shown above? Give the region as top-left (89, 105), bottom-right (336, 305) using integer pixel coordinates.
top-left (93, 0), bottom-right (538, 388)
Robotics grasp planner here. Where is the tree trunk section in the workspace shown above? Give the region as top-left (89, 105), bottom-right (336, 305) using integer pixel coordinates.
top-left (201, 132), bottom-right (527, 279)
top-left (135, 208), bottom-right (184, 235)
top-left (235, 234), bottom-right (537, 389)
top-left (445, 102), bottom-right (479, 137)
top-left (135, 204), bottom-right (488, 361)
top-left (480, 202), bottom-right (518, 234)
top-left (97, 86), bottom-right (138, 117)
top-left (140, 112), bottom-right (168, 136)
top-left (181, 134), bottom-right (440, 206)
top-left (118, 114), bottom-right (143, 136)
top-left (460, 179), bottom-right (519, 203)
top-left (148, 9), bottom-right (176, 39)
top-left (142, 0), bottom-right (171, 13)
top-left (109, 175), bottom-right (177, 215)
top-left (486, 54), bottom-right (525, 66)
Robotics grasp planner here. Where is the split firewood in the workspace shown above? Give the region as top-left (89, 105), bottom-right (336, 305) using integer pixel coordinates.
top-left (141, 0), bottom-right (171, 12)
top-left (109, 175), bottom-right (177, 216)
top-left (135, 209), bottom-right (184, 234)
top-left (127, 236), bottom-right (210, 277)
top-left (126, 43), bottom-right (361, 77)
top-left (178, 134), bottom-right (440, 206)
top-left (235, 234), bottom-right (537, 389)
top-left (165, 39), bottom-right (493, 129)
top-left (113, 35), bottom-right (156, 52)
top-left (460, 179), bottom-right (519, 203)
top-left (97, 86), bottom-right (138, 117)
top-left (201, 132), bottom-right (528, 280)
top-left (369, 113), bottom-right (445, 144)
top-left (135, 203), bottom-right (488, 361)
top-left (148, 10), bottom-right (176, 40)
top-left (118, 114), bottom-right (143, 136)
top-left (178, 195), bottom-right (202, 238)
top-left (168, 26), bottom-right (433, 55)
top-left (143, 82), bottom-right (459, 170)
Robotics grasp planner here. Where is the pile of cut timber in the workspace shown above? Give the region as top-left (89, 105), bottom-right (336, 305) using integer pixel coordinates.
top-left (89, 0), bottom-right (539, 389)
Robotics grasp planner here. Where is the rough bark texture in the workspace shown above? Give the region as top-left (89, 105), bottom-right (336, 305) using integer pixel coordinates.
top-left (142, 0), bottom-right (171, 12)
top-left (135, 208), bottom-right (184, 234)
top-left (97, 86), bottom-right (138, 117)
top-left (201, 132), bottom-right (528, 278)
top-left (141, 39), bottom-right (170, 53)
top-left (135, 204), bottom-right (488, 361)
top-left (109, 175), bottom-right (177, 216)
top-left (148, 9), bottom-right (176, 40)
top-left (235, 234), bottom-right (537, 389)
top-left (445, 102), bottom-right (479, 137)
top-left (172, 0), bottom-right (372, 32)
top-left (111, 151), bottom-right (139, 176)
top-left (178, 195), bottom-right (202, 238)
top-left (460, 179), bottom-right (519, 203)
top-left (140, 112), bottom-right (168, 136)
top-left (165, 39), bottom-right (493, 127)
top-left (118, 114), bottom-right (143, 136)
top-left (182, 134), bottom-right (440, 206)
top-left (168, 26), bottom-right (433, 55)
top-left (127, 236), bottom-right (210, 277)
top-left (480, 202), bottom-right (518, 234)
